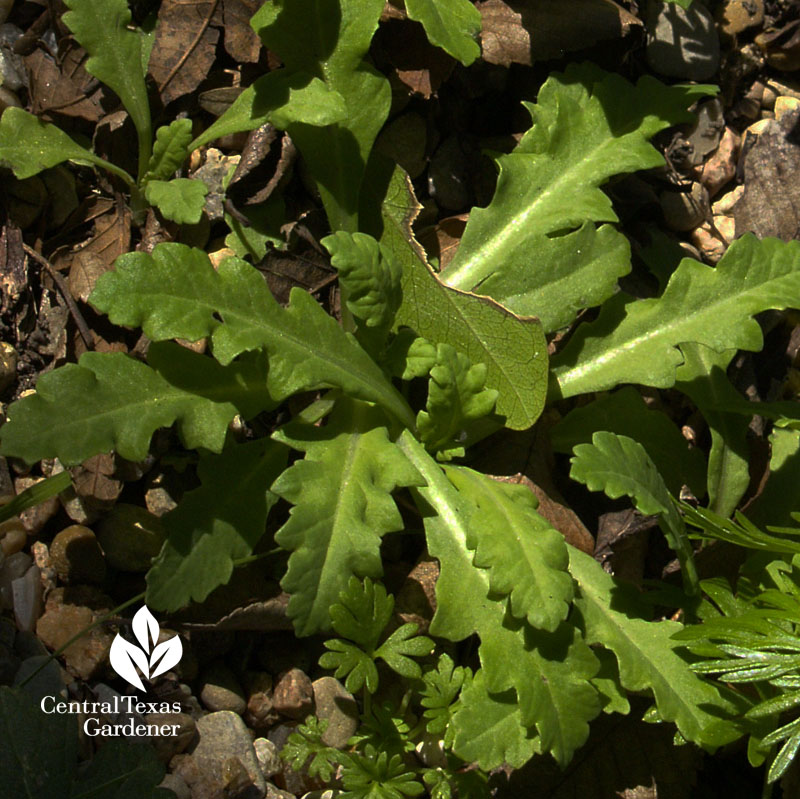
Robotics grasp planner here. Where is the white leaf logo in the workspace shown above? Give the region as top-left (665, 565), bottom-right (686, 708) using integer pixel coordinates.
top-left (109, 605), bottom-right (182, 691)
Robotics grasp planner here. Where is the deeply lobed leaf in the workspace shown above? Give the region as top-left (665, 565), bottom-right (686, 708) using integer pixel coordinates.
top-left (0, 344), bottom-right (273, 465)
top-left (570, 431), bottom-right (699, 594)
top-left (90, 243), bottom-right (415, 429)
top-left (417, 345), bottom-right (498, 459)
top-left (443, 466), bottom-right (573, 631)
top-left (552, 236), bottom-right (800, 399)
top-left (398, 432), bottom-right (600, 767)
top-left (272, 401), bottom-right (423, 636)
top-left (443, 66), bottom-right (705, 332)
top-left (62, 0), bottom-right (153, 179)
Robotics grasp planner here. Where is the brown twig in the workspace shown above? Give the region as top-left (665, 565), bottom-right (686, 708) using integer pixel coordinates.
top-left (23, 244), bottom-right (96, 351)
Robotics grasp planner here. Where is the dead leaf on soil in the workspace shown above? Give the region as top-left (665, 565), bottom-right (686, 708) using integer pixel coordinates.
top-left (67, 201), bottom-right (131, 302)
top-left (419, 214), bottom-right (467, 271)
top-left (478, 0), bottom-right (642, 67)
top-left (148, 0), bottom-right (223, 105)
top-left (24, 44), bottom-right (104, 121)
top-left (222, 0), bottom-right (262, 62)
top-left (733, 106), bottom-right (800, 240)
top-left (70, 453), bottom-right (123, 517)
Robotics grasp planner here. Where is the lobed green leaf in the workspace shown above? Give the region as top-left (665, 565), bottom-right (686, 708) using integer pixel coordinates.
top-left (443, 466), bottom-right (573, 631)
top-left (0, 344), bottom-right (273, 465)
top-left (570, 431), bottom-right (699, 594)
top-left (568, 546), bottom-right (747, 748)
top-left (443, 66), bottom-right (703, 332)
top-left (272, 401), bottom-right (423, 636)
top-left (552, 236), bottom-right (800, 399)
top-left (90, 243), bottom-right (415, 429)
top-left (62, 0), bottom-right (152, 180)
top-left (144, 178), bottom-right (208, 225)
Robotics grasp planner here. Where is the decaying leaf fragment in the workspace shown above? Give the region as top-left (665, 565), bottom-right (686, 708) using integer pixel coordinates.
top-left (478, 0), bottom-right (642, 67)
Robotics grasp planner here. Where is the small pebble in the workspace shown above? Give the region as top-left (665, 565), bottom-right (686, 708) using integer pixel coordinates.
top-left (12, 564), bottom-right (42, 632)
top-left (192, 711), bottom-right (267, 796)
top-left (313, 677), bottom-right (358, 749)
top-left (698, 126), bottom-right (739, 198)
top-left (0, 551), bottom-right (31, 608)
top-left (254, 738), bottom-right (282, 780)
top-left (660, 182), bottom-right (709, 232)
top-left (199, 661), bottom-right (247, 715)
top-left (49, 525), bottom-right (106, 584)
top-left (146, 712), bottom-right (197, 761)
top-left (158, 774), bottom-right (191, 799)
top-left (0, 518), bottom-right (26, 556)
top-left (717, 0), bottom-right (764, 36)
top-left (273, 667), bottom-right (313, 720)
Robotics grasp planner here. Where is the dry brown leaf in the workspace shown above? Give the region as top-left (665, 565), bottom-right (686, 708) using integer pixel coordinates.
top-left (478, 0), bottom-right (642, 67)
top-left (148, 0), bottom-right (223, 106)
top-left (419, 214), bottom-right (467, 271)
top-left (222, 0), bottom-right (262, 62)
top-left (67, 202), bottom-right (131, 302)
top-left (70, 453), bottom-right (123, 517)
top-left (24, 45), bottom-right (104, 122)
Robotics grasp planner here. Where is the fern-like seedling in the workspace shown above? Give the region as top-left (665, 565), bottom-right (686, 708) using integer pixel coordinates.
top-left (319, 577), bottom-right (434, 694)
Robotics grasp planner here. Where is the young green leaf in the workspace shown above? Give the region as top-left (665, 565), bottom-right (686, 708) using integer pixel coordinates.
top-left (339, 746), bottom-right (425, 799)
top-left (252, 0), bottom-right (390, 232)
top-left (675, 343), bottom-right (749, 517)
top-left (281, 717), bottom-right (341, 782)
top-left (0, 108), bottom-right (133, 185)
top-left (145, 438), bottom-right (287, 611)
top-left (62, 0), bottom-right (153, 181)
top-left (375, 623), bottom-right (434, 679)
top-left (144, 119), bottom-right (193, 182)
top-left (144, 179), bottom-right (208, 225)
top-left (552, 236), bottom-right (800, 399)
top-left (323, 231), bottom-right (403, 353)
top-left (417, 345), bottom-right (498, 459)
top-left (442, 66), bottom-right (704, 332)
top-left (272, 401), bottom-right (423, 636)
top-left (570, 431), bottom-right (699, 595)
top-left (450, 673), bottom-right (540, 771)
top-left (398, 431), bottom-right (601, 767)
top-left (568, 545), bottom-right (747, 748)
top-left (404, 0), bottom-right (481, 65)
top-left (551, 385), bottom-right (706, 497)
top-left (442, 466), bottom-right (573, 631)
top-left (0, 343), bottom-right (273, 465)
top-left (189, 72), bottom-right (346, 151)
top-left (420, 654), bottom-right (470, 744)
top-left (89, 243), bottom-right (416, 429)
top-left (381, 167), bottom-right (548, 430)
